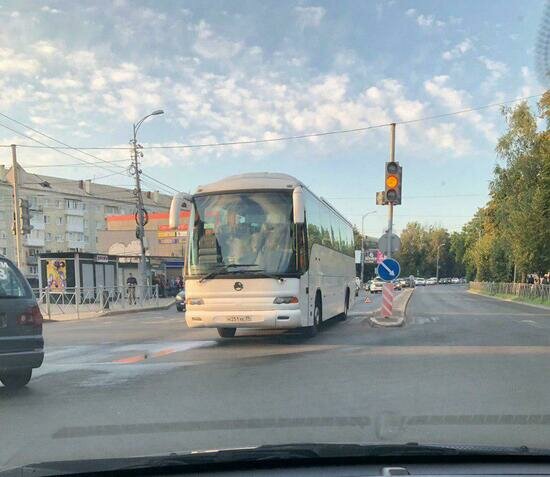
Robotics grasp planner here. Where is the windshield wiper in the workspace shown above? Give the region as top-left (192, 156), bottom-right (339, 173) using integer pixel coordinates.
top-left (7, 443), bottom-right (543, 476)
top-left (199, 263), bottom-right (259, 283)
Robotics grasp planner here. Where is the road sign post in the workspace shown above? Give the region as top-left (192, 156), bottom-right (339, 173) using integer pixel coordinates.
top-left (378, 233), bottom-right (401, 255)
top-left (381, 282), bottom-right (394, 318)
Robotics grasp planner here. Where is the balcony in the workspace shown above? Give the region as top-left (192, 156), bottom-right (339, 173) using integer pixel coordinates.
top-left (25, 235), bottom-right (45, 247)
top-left (66, 221), bottom-right (85, 233)
top-left (65, 206), bottom-right (85, 217)
top-left (30, 215), bottom-right (45, 231)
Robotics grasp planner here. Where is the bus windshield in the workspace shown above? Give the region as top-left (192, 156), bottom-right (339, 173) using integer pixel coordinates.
top-left (187, 191), bottom-right (296, 276)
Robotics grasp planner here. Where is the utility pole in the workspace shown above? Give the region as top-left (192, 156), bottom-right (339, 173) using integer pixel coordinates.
top-left (387, 123), bottom-right (396, 259)
top-left (130, 110), bottom-right (164, 289)
top-left (131, 128), bottom-right (148, 289)
top-left (11, 144), bottom-right (22, 268)
top-left (360, 211), bottom-right (375, 283)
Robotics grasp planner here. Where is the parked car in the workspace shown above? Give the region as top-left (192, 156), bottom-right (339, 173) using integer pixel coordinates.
top-left (427, 277), bottom-right (438, 285)
top-left (369, 278), bottom-right (384, 293)
top-left (0, 255), bottom-right (44, 389)
top-left (415, 277), bottom-right (426, 286)
top-left (451, 277), bottom-right (460, 284)
top-left (175, 289), bottom-right (186, 312)
top-left (393, 280), bottom-right (402, 291)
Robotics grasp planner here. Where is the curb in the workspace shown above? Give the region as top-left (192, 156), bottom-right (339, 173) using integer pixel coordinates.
top-left (99, 300), bottom-right (176, 317)
top-left (467, 289), bottom-right (550, 311)
top-left (43, 300), bottom-right (176, 322)
top-left (369, 288), bottom-right (414, 327)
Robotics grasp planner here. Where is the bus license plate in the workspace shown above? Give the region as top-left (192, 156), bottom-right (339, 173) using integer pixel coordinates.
top-left (227, 316), bottom-right (252, 322)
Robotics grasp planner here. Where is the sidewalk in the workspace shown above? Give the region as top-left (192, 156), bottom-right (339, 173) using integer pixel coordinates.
top-left (42, 297), bottom-right (176, 322)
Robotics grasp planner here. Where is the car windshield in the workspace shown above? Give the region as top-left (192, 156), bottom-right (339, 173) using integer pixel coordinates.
top-left (1, 1), bottom-right (549, 474)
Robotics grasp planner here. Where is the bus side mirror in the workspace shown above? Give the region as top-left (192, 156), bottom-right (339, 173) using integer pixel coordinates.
top-left (293, 187), bottom-right (304, 224)
top-left (169, 192), bottom-right (193, 229)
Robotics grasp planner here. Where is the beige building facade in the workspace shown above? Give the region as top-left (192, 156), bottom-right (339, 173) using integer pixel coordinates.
top-left (0, 163), bottom-right (172, 281)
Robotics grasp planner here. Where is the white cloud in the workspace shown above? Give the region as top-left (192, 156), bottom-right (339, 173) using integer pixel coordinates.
top-left (41, 5), bottom-right (61, 14)
top-left (294, 6), bottom-right (326, 29)
top-left (426, 123), bottom-right (470, 156)
top-left (192, 20), bottom-right (243, 59)
top-left (478, 56), bottom-right (507, 80)
top-left (0, 48), bottom-right (39, 75)
top-left (408, 11), bottom-right (445, 28)
top-left (10, 11), bottom-right (19, 18)
top-left (442, 38), bottom-right (473, 61)
top-left (41, 75), bottom-right (82, 89)
top-left (32, 40), bottom-right (58, 56)
top-left (109, 63), bottom-right (139, 82)
top-left (424, 75), bottom-right (497, 142)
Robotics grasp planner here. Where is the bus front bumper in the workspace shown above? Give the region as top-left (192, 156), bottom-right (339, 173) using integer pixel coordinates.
top-left (185, 309), bottom-right (304, 329)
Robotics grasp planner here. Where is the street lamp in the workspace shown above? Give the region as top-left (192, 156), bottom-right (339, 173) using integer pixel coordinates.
top-left (360, 211), bottom-right (376, 284)
top-left (436, 242), bottom-right (446, 283)
top-left (131, 110), bottom-right (164, 290)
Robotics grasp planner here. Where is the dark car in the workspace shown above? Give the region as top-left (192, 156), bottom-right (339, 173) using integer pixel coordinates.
top-left (175, 289), bottom-right (186, 312)
top-left (0, 255), bottom-right (44, 389)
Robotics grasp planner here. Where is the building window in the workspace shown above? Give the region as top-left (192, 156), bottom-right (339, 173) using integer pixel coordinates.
top-left (0, 231), bottom-right (6, 239)
top-left (46, 233), bottom-right (52, 241)
top-left (56, 235), bottom-right (63, 242)
top-left (56, 200), bottom-right (63, 209)
top-left (44, 215), bottom-right (50, 224)
top-left (66, 199), bottom-right (83, 210)
top-left (28, 265), bottom-right (38, 275)
top-left (0, 247), bottom-right (7, 255)
top-left (84, 219), bottom-right (89, 229)
top-left (57, 217), bottom-right (63, 225)
top-left (96, 221), bottom-right (104, 230)
top-left (104, 205), bottom-right (119, 215)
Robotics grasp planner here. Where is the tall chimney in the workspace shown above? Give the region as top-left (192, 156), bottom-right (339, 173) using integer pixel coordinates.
top-left (84, 179), bottom-right (92, 194)
top-left (0, 165), bottom-right (6, 182)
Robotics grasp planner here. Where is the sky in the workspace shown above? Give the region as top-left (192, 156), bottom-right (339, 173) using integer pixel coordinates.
top-left (0, 0), bottom-right (546, 238)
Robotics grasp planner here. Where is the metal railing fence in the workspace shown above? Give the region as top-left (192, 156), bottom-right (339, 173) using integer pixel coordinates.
top-left (32, 285), bottom-right (160, 319)
top-left (469, 281), bottom-right (550, 303)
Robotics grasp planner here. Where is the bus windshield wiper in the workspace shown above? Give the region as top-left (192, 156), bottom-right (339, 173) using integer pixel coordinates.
top-left (199, 264), bottom-right (260, 283)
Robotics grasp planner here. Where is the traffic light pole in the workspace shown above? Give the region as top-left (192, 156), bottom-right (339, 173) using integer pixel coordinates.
top-left (11, 144), bottom-right (22, 268)
top-left (387, 123), bottom-right (396, 259)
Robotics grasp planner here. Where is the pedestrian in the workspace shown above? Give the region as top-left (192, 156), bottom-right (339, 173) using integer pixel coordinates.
top-left (126, 272), bottom-right (137, 305)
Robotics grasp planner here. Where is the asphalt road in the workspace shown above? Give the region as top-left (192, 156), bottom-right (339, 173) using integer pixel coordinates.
top-left (2, 285), bottom-right (550, 470)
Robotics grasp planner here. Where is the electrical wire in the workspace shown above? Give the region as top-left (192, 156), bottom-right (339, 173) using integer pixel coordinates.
top-left (1, 93), bottom-right (544, 151)
top-left (0, 116), bottom-right (177, 195)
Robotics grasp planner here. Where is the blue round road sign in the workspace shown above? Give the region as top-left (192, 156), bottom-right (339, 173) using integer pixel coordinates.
top-left (377, 258), bottom-right (401, 281)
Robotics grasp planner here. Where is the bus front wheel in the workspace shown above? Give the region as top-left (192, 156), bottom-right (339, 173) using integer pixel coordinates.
top-left (303, 295), bottom-right (322, 337)
top-left (217, 327), bottom-right (236, 338)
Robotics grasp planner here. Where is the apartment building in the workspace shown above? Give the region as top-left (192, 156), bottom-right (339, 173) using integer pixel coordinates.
top-left (0, 163), bottom-right (172, 281)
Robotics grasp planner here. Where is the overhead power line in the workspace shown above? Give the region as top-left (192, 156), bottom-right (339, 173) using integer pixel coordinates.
top-left (0, 93), bottom-right (544, 151)
top-left (0, 113), bottom-right (179, 195)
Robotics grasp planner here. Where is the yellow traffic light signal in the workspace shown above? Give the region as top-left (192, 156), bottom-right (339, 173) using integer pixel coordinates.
top-left (385, 175), bottom-right (398, 189)
top-left (384, 162), bottom-right (402, 205)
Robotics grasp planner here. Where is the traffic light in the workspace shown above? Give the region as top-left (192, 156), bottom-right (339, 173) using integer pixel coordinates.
top-left (18, 198), bottom-right (32, 235)
top-left (384, 161), bottom-right (402, 205)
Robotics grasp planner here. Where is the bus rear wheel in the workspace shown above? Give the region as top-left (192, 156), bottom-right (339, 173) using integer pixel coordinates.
top-left (217, 327), bottom-right (236, 338)
top-left (338, 289), bottom-right (350, 321)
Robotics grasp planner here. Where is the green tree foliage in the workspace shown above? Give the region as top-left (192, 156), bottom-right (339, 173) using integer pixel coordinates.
top-left (397, 93), bottom-right (549, 282)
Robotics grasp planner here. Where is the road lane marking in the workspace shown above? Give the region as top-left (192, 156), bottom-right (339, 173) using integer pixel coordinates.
top-left (112, 341), bottom-right (217, 364)
top-left (348, 346), bottom-right (550, 356)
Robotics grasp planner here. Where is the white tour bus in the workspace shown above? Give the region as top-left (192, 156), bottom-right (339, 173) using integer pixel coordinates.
top-left (169, 173), bottom-right (356, 337)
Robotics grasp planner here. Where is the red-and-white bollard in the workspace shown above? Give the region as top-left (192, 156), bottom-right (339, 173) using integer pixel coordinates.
top-left (381, 282), bottom-right (394, 318)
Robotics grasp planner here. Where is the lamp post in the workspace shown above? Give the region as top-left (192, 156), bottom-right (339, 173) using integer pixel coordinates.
top-left (360, 211), bottom-right (376, 284)
top-left (436, 242), bottom-right (446, 283)
top-left (131, 110), bottom-right (164, 289)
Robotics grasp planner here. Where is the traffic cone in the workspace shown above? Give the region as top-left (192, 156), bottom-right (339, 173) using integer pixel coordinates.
top-left (364, 296), bottom-right (372, 303)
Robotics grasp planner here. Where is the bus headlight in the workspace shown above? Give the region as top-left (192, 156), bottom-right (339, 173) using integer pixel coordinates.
top-left (273, 296), bottom-right (299, 304)
top-left (187, 298), bottom-right (204, 305)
